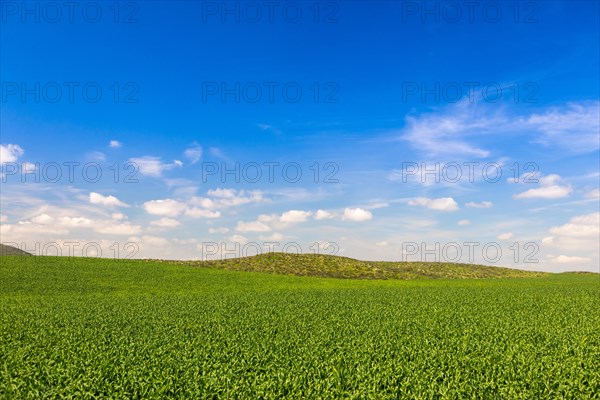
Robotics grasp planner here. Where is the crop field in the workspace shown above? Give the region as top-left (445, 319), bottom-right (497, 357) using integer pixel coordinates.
top-left (1, 255), bottom-right (599, 399)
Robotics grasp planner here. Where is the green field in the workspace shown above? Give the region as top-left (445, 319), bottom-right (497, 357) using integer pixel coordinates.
top-left (1, 255), bottom-right (599, 399)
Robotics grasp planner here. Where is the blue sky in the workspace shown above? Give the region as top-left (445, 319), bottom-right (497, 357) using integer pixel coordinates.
top-left (1, 1), bottom-right (599, 271)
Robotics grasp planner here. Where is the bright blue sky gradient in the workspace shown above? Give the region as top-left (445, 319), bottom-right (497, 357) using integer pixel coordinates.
top-left (1, 1), bottom-right (599, 270)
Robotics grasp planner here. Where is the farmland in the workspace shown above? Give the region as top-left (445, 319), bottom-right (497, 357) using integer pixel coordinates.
top-left (1, 255), bottom-right (599, 399)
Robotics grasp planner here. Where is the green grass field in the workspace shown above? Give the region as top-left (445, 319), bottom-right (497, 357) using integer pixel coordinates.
top-left (1, 255), bottom-right (599, 399)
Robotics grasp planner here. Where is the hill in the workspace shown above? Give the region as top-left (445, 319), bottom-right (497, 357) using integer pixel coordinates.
top-left (169, 252), bottom-right (548, 280)
top-left (0, 244), bottom-right (32, 257)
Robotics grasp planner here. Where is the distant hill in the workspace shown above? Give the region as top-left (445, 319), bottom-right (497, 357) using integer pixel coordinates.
top-left (169, 252), bottom-right (548, 280)
top-left (0, 244), bottom-right (33, 257)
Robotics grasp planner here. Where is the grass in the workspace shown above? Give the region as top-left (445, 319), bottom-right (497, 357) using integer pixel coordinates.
top-left (0, 255), bottom-right (598, 399)
top-left (163, 252), bottom-right (549, 280)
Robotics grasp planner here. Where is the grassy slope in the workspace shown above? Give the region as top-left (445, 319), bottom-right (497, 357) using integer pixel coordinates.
top-left (0, 244), bottom-right (32, 257)
top-left (1, 256), bottom-right (599, 398)
top-left (168, 252), bottom-right (549, 280)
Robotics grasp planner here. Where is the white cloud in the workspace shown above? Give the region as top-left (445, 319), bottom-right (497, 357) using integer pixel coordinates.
top-left (236, 220), bottom-right (271, 233)
top-left (202, 189), bottom-right (265, 208)
top-left (141, 235), bottom-right (169, 247)
top-left (129, 156), bottom-right (182, 177)
top-left (31, 214), bottom-right (54, 225)
top-left (0, 144), bottom-right (24, 164)
top-left (526, 101), bottom-right (600, 153)
top-left (89, 192), bottom-right (128, 207)
top-left (375, 241), bottom-right (389, 247)
top-left (514, 174), bottom-right (572, 199)
top-left (408, 197), bottom-right (459, 211)
top-left (94, 222), bottom-right (142, 235)
top-left (259, 233), bottom-right (284, 241)
top-left (497, 232), bottom-right (514, 240)
top-left (142, 199), bottom-right (187, 217)
top-left (150, 218), bottom-right (181, 228)
top-left (280, 210), bottom-right (312, 223)
top-left (87, 151), bottom-right (106, 162)
top-left (184, 208), bottom-right (221, 219)
top-left (0, 215), bottom-right (7, 223)
top-left (401, 100), bottom-right (493, 158)
top-left (585, 188), bottom-right (600, 199)
top-left (227, 234), bottom-right (248, 244)
top-left (549, 255), bottom-right (592, 264)
top-left (458, 219), bottom-right (471, 226)
top-left (22, 162), bottom-right (37, 173)
top-left (549, 213), bottom-right (599, 238)
top-left (465, 201), bottom-right (493, 208)
top-left (109, 140), bottom-right (122, 148)
top-left (58, 216), bottom-right (93, 227)
top-left (184, 143), bottom-right (202, 164)
top-left (342, 208), bottom-right (373, 221)
top-left (111, 213), bottom-right (125, 220)
top-left (400, 101), bottom-right (600, 160)
top-left (208, 227), bottom-right (229, 234)
top-left (314, 209), bottom-right (336, 220)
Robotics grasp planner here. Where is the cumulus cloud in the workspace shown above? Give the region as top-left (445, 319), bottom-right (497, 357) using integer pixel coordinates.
top-left (89, 192), bottom-right (128, 207)
top-left (201, 189), bottom-right (265, 208)
top-left (150, 218), bottom-right (181, 228)
top-left (142, 199), bottom-right (187, 217)
top-left (227, 234), bottom-right (248, 244)
top-left (184, 208), bottom-right (221, 219)
top-left (259, 232), bottom-right (284, 241)
top-left (497, 232), bottom-right (514, 240)
top-left (280, 210), bottom-right (312, 223)
top-left (315, 210), bottom-right (335, 220)
top-left (513, 174), bottom-right (572, 199)
top-left (465, 201), bottom-right (493, 208)
top-left (94, 222), bottom-right (142, 235)
top-left (0, 144), bottom-right (24, 164)
top-left (408, 197), bottom-right (459, 211)
top-left (314, 209), bottom-right (336, 220)
top-left (549, 255), bottom-right (592, 264)
top-left (585, 188), bottom-right (600, 199)
top-left (458, 219), bottom-right (471, 226)
top-left (129, 156), bottom-right (182, 177)
top-left (549, 212), bottom-right (599, 238)
top-left (31, 214), bottom-right (54, 225)
top-left (342, 208), bottom-right (373, 221)
top-left (140, 235), bottom-right (169, 247)
top-left (109, 140), bottom-right (122, 148)
top-left (208, 227), bottom-right (229, 234)
top-left (236, 220), bottom-right (271, 233)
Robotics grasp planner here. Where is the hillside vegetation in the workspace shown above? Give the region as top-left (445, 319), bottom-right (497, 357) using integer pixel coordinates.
top-left (0, 244), bottom-right (32, 257)
top-left (170, 252), bottom-right (548, 280)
